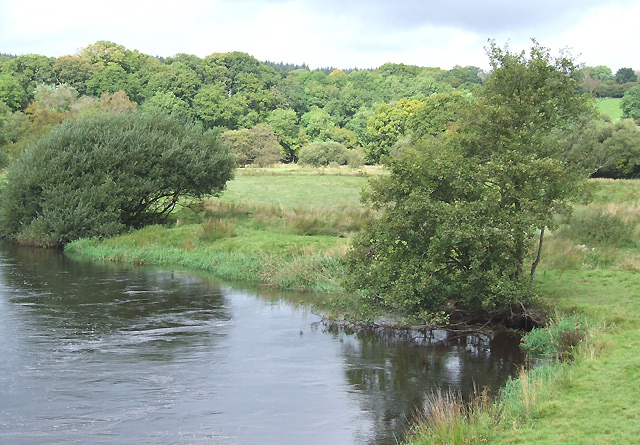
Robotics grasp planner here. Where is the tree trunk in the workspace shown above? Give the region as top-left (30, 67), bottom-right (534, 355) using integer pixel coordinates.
top-left (530, 227), bottom-right (545, 281)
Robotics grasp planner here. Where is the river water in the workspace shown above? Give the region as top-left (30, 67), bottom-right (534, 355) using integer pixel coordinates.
top-left (0, 242), bottom-right (524, 444)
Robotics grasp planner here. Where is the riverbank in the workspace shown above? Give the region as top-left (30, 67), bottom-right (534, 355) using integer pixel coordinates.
top-left (66, 170), bottom-right (640, 443)
top-left (406, 179), bottom-right (640, 443)
top-left (66, 166), bottom-right (379, 318)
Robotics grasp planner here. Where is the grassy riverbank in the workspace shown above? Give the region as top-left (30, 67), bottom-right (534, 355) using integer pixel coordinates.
top-left (407, 178), bottom-right (640, 443)
top-left (66, 166), bottom-right (380, 316)
top-left (66, 170), bottom-right (640, 443)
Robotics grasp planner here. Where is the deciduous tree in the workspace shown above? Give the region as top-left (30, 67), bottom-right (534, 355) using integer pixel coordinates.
top-left (347, 42), bottom-right (594, 319)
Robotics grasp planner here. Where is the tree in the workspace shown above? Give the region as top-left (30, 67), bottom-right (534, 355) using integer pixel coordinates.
top-left (615, 67), bottom-right (637, 84)
top-left (297, 141), bottom-right (359, 167)
top-left (52, 55), bottom-right (93, 96)
top-left (347, 41), bottom-right (594, 319)
top-left (1, 54), bottom-right (55, 103)
top-left (407, 91), bottom-right (472, 140)
top-left (0, 111), bottom-right (235, 246)
top-left (145, 62), bottom-right (201, 102)
top-left (365, 98), bottom-right (422, 163)
top-left (588, 65), bottom-right (613, 81)
top-left (33, 84), bottom-right (79, 112)
top-left (192, 83), bottom-right (247, 130)
top-left (0, 73), bottom-right (26, 110)
top-left (141, 91), bottom-right (192, 119)
top-left (221, 124), bottom-right (283, 167)
top-left (621, 85), bottom-right (640, 123)
top-left (266, 108), bottom-right (300, 162)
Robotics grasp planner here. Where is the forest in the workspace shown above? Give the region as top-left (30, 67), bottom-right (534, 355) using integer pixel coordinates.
top-left (1, 40), bottom-right (639, 174)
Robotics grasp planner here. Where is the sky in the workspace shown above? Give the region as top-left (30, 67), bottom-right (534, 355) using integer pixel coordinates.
top-left (1, 0), bottom-right (638, 71)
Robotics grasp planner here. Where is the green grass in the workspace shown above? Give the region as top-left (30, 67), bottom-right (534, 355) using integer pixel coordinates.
top-left (66, 166), bottom-right (381, 316)
top-left (406, 177), bottom-right (640, 444)
top-left (596, 97), bottom-right (623, 121)
top-left (66, 169), bottom-right (640, 443)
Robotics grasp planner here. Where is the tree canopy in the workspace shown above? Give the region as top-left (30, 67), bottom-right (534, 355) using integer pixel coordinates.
top-left (0, 111), bottom-right (235, 246)
top-left (347, 42), bottom-right (595, 321)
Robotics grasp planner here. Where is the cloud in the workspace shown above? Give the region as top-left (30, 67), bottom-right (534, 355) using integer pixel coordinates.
top-left (0, 0), bottom-right (638, 70)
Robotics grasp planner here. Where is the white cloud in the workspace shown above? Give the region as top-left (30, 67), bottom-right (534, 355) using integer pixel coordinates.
top-left (1, 0), bottom-right (638, 70)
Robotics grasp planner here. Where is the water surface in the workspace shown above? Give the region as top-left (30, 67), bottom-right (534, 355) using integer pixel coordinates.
top-left (0, 243), bottom-right (524, 444)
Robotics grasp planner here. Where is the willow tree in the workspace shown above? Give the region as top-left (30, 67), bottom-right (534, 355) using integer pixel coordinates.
top-left (347, 42), bottom-right (595, 318)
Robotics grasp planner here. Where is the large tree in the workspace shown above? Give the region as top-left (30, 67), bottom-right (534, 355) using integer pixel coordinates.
top-left (347, 42), bottom-right (595, 319)
top-left (0, 111), bottom-right (235, 246)
top-left (621, 85), bottom-right (640, 123)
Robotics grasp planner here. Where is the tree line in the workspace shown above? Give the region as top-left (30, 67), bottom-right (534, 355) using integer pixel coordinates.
top-left (0, 40), bottom-right (639, 174)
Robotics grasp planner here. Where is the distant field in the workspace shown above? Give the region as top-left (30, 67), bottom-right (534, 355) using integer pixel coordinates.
top-left (596, 97), bottom-right (623, 121)
top-left (218, 166), bottom-right (382, 211)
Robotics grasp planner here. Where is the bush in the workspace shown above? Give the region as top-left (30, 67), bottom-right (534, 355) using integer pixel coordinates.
top-left (0, 111), bottom-right (235, 246)
top-left (298, 141), bottom-right (362, 167)
top-left (221, 124), bottom-right (283, 167)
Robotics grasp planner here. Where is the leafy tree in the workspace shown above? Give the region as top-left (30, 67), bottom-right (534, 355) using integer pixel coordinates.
top-left (52, 55), bottom-right (93, 96)
top-left (192, 83), bottom-right (247, 130)
top-left (145, 62), bottom-right (201, 102)
top-left (0, 73), bottom-right (26, 110)
top-left (0, 111), bottom-right (235, 246)
top-left (79, 41), bottom-right (128, 69)
top-left (140, 91), bottom-right (192, 119)
top-left (615, 67), bottom-right (638, 84)
top-left (266, 108), bottom-right (300, 161)
top-left (98, 90), bottom-right (138, 113)
top-left (298, 141), bottom-right (359, 167)
top-left (407, 91), bottom-right (472, 140)
top-left (347, 42), bottom-right (594, 318)
top-left (365, 98), bottom-right (422, 163)
top-left (221, 124), bottom-right (283, 167)
top-left (85, 65), bottom-right (134, 97)
top-left (621, 85), bottom-right (640, 123)
top-left (585, 118), bottom-right (640, 178)
top-left (33, 84), bottom-right (79, 112)
top-left (300, 107), bottom-right (335, 141)
top-left (1, 54), bottom-right (55, 103)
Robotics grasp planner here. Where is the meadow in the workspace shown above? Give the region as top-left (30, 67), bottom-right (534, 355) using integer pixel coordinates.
top-left (66, 168), bottom-right (640, 443)
top-left (596, 97), bottom-right (623, 121)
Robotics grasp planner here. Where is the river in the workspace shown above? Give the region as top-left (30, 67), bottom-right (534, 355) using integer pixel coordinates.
top-left (0, 242), bottom-right (524, 444)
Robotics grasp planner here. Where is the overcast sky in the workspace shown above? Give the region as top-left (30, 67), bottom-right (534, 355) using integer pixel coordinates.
top-left (1, 0), bottom-right (638, 71)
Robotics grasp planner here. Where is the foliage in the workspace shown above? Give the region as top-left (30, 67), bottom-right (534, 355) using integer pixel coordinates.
top-left (615, 67), bottom-right (637, 84)
top-left (221, 124), bottom-right (283, 167)
top-left (347, 41), bottom-right (594, 315)
top-left (620, 85), bottom-right (640, 123)
top-left (0, 111), bottom-right (235, 246)
top-left (0, 73), bottom-right (26, 110)
top-left (33, 83), bottom-right (79, 112)
top-left (522, 314), bottom-right (589, 360)
top-left (297, 141), bottom-right (362, 167)
top-left (266, 108), bottom-right (300, 162)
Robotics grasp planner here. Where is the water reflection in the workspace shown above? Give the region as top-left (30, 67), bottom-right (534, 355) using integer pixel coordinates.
top-left (0, 243), bottom-right (524, 444)
top-left (324, 325), bottom-right (524, 443)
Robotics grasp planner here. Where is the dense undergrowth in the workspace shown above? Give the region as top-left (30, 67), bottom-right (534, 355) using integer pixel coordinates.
top-left (66, 171), bottom-right (640, 443)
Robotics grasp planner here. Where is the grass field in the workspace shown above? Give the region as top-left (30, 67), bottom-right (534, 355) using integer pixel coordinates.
top-left (596, 97), bottom-right (623, 121)
top-left (66, 169), bottom-right (640, 443)
top-left (66, 166), bottom-right (379, 313)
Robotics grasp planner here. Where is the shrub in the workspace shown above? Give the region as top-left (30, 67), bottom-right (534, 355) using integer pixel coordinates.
top-left (221, 124), bottom-right (283, 167)
top-left (297, 141), bottom-right (357, 167)
top-left (0, 111), bottom-right (235, 246)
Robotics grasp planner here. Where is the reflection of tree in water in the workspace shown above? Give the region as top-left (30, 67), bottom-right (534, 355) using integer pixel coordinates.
top-left (324, 323), bottom-right (525, 444)
top-left (1, 243), bottom-right (231, 359)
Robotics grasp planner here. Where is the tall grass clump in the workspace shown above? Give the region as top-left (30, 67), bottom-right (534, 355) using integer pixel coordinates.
top-left (199, 218), bottom-right (236, 242)
top-left (555, 206), bottom-right (638, 249)
top-left (521, 314), bottom-right (590, 361)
